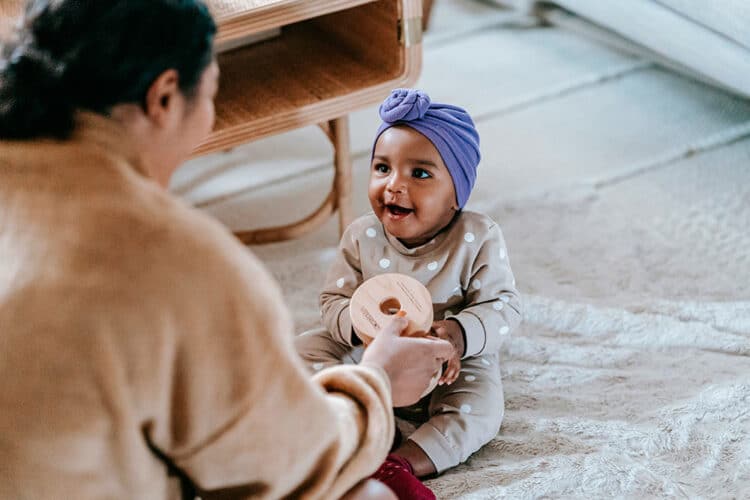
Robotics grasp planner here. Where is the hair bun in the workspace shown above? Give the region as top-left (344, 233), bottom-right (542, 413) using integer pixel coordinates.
top-left (0, 44), bottom-right (73, 139)
top-left (378, 88), bottom-right (431, 123)
top-left (5, 44), bottom-right (66, 91)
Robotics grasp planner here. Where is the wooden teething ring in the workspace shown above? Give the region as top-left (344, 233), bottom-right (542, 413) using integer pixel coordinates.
top-left (350, 273), bottom-right (441, 397)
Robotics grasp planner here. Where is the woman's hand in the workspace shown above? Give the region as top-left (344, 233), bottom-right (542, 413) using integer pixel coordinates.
top-left (361, 316), bottom-right (453, 407)
top-left (431, 319), bottom-right (465, 386)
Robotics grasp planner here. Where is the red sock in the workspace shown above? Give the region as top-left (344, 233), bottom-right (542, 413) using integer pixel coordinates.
top-left (371, 454), bottom-right (436, 500)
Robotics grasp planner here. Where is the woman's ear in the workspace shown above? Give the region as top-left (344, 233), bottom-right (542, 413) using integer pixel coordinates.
top-left (144, 69), bottom-right (181, 127)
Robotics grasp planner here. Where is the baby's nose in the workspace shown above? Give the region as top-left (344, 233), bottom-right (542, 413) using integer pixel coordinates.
top-left (386, 172), bottom-right (407, 192)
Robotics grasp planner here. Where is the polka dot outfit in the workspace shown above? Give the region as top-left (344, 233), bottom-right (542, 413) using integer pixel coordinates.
top-left (298, 211), bottom-right (521, 473)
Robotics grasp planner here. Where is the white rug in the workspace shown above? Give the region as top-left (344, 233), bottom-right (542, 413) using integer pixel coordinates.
top-left (252, 137), bottom-right (750, 498)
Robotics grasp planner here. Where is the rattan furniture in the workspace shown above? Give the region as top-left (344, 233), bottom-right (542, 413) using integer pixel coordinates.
top-left (203, 0), bottom-right (424, 243)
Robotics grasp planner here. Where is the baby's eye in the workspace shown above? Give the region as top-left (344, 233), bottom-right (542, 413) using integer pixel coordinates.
top-left (374, 163), bottom-right (390, 174)
top-left (412, 168), bottom-right (431, 179)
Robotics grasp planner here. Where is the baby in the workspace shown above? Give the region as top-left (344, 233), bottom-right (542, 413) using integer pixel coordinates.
top-left (296, 89), bottom-right (522, 499)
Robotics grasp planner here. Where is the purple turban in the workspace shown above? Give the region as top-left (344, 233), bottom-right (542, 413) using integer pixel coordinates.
top-left (373, 88), bottom-right (481, 209)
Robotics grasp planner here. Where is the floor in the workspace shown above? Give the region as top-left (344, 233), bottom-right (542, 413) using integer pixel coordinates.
top-left (172, 1), bottom-right (750, 497)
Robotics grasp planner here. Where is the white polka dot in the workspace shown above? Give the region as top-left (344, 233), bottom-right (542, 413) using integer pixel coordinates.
top-left (366, 227), bottom-right (377, 238)
top-left (499, 248), bottom-right (507, 260)
top-left (460, 404), bottom-right (472, 414)
top-left (444, 310), bottom-right (454, 317)
top-left (312, 363), bottom-right (324, 371)
top-left (501, 295), bottom-right (510, 303)
top-left (336, 278), bottom-right (345, 288)
top-left (465, 375), bottom-right (476, 382)
top-left (464, 232), bottom-right (475, 243)
top-left (481, 358), bottom-right (491, 366)
top-left (379, 258), bottom-right (391, 269)
top-left (427, 261), bottom-right (438, 271)
top-left (493, 302), bottom-right (504, 311)
top-left (472, 279), bottom-right (481, 290)
top-left (499, 326), bottom-right (510, 335)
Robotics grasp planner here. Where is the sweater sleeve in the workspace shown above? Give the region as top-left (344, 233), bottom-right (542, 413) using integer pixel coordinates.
top-left (319, 224), bottom-right (364, 346)
top-left (449, 223), bottom-right (523, 358)
top-left (149, 235), bottom-right (393, 500)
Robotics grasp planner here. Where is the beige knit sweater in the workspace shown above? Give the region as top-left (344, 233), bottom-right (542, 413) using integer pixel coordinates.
top-left (0, 114), bottom-right (393, 499)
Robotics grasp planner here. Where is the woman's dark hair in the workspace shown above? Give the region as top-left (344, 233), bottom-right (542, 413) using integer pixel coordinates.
top-left (0, 0), bottom-right (216, 140)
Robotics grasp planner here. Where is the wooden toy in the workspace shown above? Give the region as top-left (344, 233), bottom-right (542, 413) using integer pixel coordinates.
top-left (350, 273), bottom-right (440, 397)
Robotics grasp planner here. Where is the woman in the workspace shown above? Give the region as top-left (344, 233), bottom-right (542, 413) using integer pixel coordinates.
top-left (0, 1), bottom-right (452, 499)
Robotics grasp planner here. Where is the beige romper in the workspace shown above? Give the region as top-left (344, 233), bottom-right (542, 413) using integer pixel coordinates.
top-left (296, 211), bottom-right (522, 472)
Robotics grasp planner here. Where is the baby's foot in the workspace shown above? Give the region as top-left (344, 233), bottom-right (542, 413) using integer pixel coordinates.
top-left (371, 454), bottom-right (436, 500)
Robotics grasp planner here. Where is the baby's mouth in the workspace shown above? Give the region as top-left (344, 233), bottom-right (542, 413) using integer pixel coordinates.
top-left (385, 203), bottom-right (414, 218)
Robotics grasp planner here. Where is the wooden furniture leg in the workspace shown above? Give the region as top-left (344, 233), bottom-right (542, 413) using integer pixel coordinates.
top-left (331, 116), bottom-right (353, 234)
top-left (422, 0), bottom-right (435, 31)
top-left (233, 115), bottom-right (353, 245)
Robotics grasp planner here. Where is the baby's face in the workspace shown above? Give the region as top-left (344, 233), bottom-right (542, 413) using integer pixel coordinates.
top-left (369, 126), bottom-right (458, 248)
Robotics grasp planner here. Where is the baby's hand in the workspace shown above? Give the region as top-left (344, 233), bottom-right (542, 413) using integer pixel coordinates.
top-left (431, 319), bottom-right (465, 385)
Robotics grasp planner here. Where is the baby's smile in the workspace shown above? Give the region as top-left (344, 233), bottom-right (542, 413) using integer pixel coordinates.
top-left (385, 203), bottom-right (414, 220)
